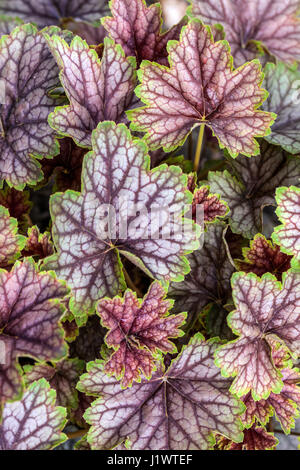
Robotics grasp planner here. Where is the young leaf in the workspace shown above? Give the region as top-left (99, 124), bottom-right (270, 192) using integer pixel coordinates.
top-left (208, 142), bottom-right (300, 238)
top-left (272, 186), bottom-right (300, 261)
top-left (25, 358), bottom-right (85, 410)
top-left (47, 35), bottom-right (137, 147)
top-left (0, 24), bottom-right (65, 189)
top-left (0, 0), bottom-right (110, 28)
top-left (22, 226), bottom-right (54, 261)
top-left (217, 425), bottom-right (278, 451)
top-left (263, 62), bottom-right (300, 154)
top-left (102, 0), bottom-right (187, 66)
top-left (44, 121), bottom-right (199, 322)
top-left (0, 258), bottom-right (68, 404)
top-left (215, 270), bottom-right (300, 400)
top-left (129, 19), bottom-right (275, 157)
top-left (0, 205), bottom-right (26, 268)
top-left (192, 185), bottom-right (228, 223)
top-left (0, 379), bottom-right (67, 450)
top-left (243, 367), bottom-right (300, 433)
top-left (98, 281), bottom-right (185, 387)
top-left (169, 222), bottom-right (234, 329)
top-left (236, 234), bottom-right (292, 280)
top-left (190, 0), bottom-right (300, 67)
top-left (78, 335), bottom-right (244, 450)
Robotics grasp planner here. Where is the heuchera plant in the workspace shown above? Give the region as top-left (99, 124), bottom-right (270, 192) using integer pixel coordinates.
top-left (0, 0), bottom-right (299, 452)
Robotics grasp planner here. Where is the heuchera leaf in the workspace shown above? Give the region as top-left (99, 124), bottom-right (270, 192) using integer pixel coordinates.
top-left (25, 358), bottom-right (85, 410)
top-left (0, 0), bottom-right (110, 28)
top-left (78, 334), bottom-right (244, 450)
top-left (41, 137), bottom-right (87, 192)
top-left (236, 234), bottom-right (292, 280)
top-left (129, 19), bottom-right (275, 157)
top-left (47, 35), bottom-right (137, 147)
top-left (242, 366), bottom-right (300, 433)
top-left (192, 185), bottom-right (228, 223)
top-left (0, 205), bottom-right (26, 268)
top-left (190, 0), bottom-right (300, 67)
top-left (169, 222), bottom-right (234, 329)
top-left (263, 62), bottom-right (300, 154)
top-left (0, 24), bottom-right (65, 189)
top-left (22, 226), bottom-right (54, 261)
top-left (272, 186), bottom-right (300, 261)
top-left (44, 121), bottom-right (199, 322)
top-left (217, 425), bottom-right (278, 450)
top-left (208, 142), bottom-right (300, 238)
top-left (215, 270), bottom-right (300, 400)
top-left (0, 258), bottom-right (68, 404)
top-left (0, 187), bottom-right (32, 233)
top-left (0, 379), bottom-right (67, 450)
top-left (98, 281), bottom-right (185, 387)
top-left (102, 0), bottom-right (187, 66)
top-left (0, 16), bottom-right (23, 36)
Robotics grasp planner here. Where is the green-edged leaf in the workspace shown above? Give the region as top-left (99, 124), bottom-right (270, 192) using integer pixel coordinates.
top-left (0, 205), bottom-right (26, 268)
top-left (22, 226), bottom-right (54, 261)
top-left (129, 19), bottom-right (275, 157)
top-left (215, 270), bottom-right (300, 400)
top-left (0, 16), bottom-right (23, 35)
top-left (190, 0), bottom-right (300, 67)
top-left (25, 358), bottom-right (85, 411)
top-left (0, 24), bottom-right (68, 189)
top-left (0, 379), bottom-right (67, 450)
top-left (192, 185), bottom-right (228, 223)
top-left (43, 121), bottom-right (199, 323)
top-left (217, 425), bottom-right (278, 450)
top-left (98, 281), bottom-right (185, 387)
top-left (236, 234), bottom-right (292, 280)
top-left (78, 335), bottom-right (244, 450)
top-left (102, 0), bottom-right (187, 66)
top-left (47, 35), bottom-right (137, 147)
top-left (272, 186), bottom-right (300, 261)
top-left (0, 258), bottom-right (69, 404)
top-left (208, 142), bottom-right (300, 238)
top-left (263, 62), bottom-right (300, 154)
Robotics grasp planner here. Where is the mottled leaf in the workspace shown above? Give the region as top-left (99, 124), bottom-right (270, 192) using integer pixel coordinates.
top-left (129, 19), bottom-right (275, 157)
top-left (0, 0), bottom-right (110, 28)
top-left (169, 222), bottom-right (234, 332)
top-left (217, 425), bottom-right (278, 450)
top-left (22, 226), bottom-right (54, 261)
top-left (190, 0), bottom-right (300, 66)
top-left (0, 24), bottom-right (65, 189)
top-left (0, 205), bottom-right (26, 268)
top-left (0, 379), bottom-right (67, 450)
top-left (236, 234), bottom-right (292, 280)
top-left (208, 142), bottom-right (300, 238)
top-left (263, 62), bottom-right (300, 154)
top-left (272, 186), bottom-right (300, 261)
top-left (78, 335), bottom-right (244, 450)
top-left (98, 281), bottom-right (185, 387)
top-left (47, 35), bottom-right (137, 147)
top-left (0, 186), bottom-right (32, 233)
top-left (215, 270), bottom-right (300, 400)
top-left (192, 185), bottom-right (228, 223)
top-left (0, 258), bottom-right (68, 404)
top-left (44, 121), bottom-right (199, 322)
top-left (25, 358), bottom-right (85, 410)
top-left (102, 0), bottom-right (187, 66)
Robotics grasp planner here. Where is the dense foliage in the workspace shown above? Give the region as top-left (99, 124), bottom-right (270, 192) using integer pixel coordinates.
top-left (0, 0), bottom-right (299, 451)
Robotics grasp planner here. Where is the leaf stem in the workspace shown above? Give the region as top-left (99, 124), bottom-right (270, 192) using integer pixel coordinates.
top-left (66, 429), bottom-right (87, 440)
top-left (123, 267), bottom-right (143, 297)
top-left (193, 123), bottom-right (205, 172)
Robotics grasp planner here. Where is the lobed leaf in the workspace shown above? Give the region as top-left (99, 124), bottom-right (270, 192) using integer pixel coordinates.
top-left (78, 335), bottom-right (244, 450)
top-left (129, 19), bottom-right (275, 157)
top-left (217, 425), bottom-right (278, 450)
top-left (0, 205), bottom-right (26, 268)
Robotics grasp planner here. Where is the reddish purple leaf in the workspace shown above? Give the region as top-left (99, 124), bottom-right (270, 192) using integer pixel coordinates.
top-left (22, 226), bottom-right (54, 261)
top-left (98, 281), bottom-right (185, 387)
top-left (190, 0), bottom-right (300, 66)
top-left (192, 185), bottom-right (228, 223)
top-left (236, 234), bottom-right (292, 280)
top-left (217, 425), bottom-right (278, 450)
top-left (0, 258), bottom-right (69, 405)
top-left (78, 335), bottom-right (244, 450)
top-left (0, 187), bottom-right (32, 234)
top-left (0, 379), bottom-right (67, 450)
top-left (102, 0), bottom-right (187, 66)
top-left (215, 270), bottom-right (300, 400)
top-left (129, 19), bottom-right (275, 157)
top-left (47, 35), bottom-right (137, 147)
